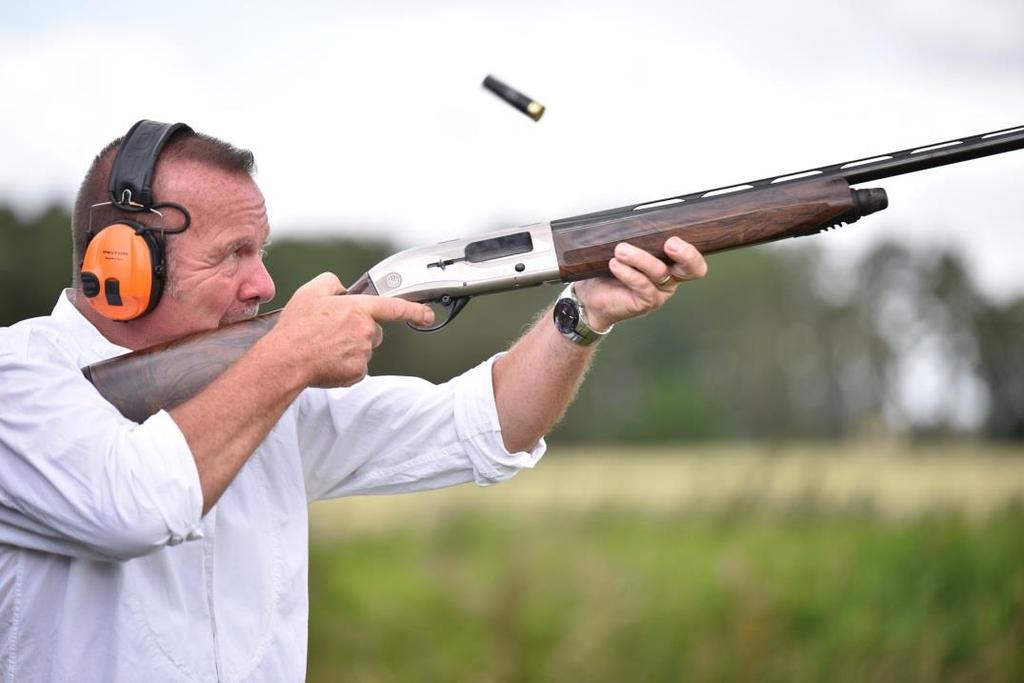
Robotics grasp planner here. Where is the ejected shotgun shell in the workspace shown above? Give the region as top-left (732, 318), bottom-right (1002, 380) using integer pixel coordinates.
top-left (482, 75), bottom-right (545, 121)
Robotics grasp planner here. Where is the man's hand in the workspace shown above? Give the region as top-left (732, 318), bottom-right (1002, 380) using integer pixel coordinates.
top-left (491, 236), bottom-right (706, 452)
top-left (573, 236), bottom-right (708, 331)
top-left (263, 273), bottom-right (435, 389)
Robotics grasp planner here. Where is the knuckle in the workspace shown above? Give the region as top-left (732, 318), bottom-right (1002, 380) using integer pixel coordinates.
top-left (365, 297), bottom-right (399, 320)
top-left (398, 299), bottom-right (423, 321)
top-left (384, 298), bottom-right (408, 319)
top-left (355, 316), bottom-right (376, 339)
top-left (345, 355), bottom-right (368, 376)
top-left (339, 365), bottom-right (367, 387)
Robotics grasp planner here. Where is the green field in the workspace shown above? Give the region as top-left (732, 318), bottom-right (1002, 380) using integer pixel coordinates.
top-left (307, 445), bottom-right (1024, 682)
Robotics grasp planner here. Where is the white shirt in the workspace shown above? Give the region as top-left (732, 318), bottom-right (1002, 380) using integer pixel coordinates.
top-left (0, 291), bottom-right (544, 682)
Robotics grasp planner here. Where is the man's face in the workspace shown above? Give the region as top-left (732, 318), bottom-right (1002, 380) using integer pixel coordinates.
top-left (146, 161), bottom-right (276, 340)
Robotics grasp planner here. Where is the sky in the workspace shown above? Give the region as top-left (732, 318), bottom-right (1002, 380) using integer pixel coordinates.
top-left (2, 0), bottom-right (1022, 300)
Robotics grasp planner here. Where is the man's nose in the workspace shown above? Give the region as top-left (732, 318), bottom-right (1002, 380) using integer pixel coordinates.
top-left (241, 258), bottom-right (276, 304)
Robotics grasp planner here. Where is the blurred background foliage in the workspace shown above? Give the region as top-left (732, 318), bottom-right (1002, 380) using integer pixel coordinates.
top-left (4, 202), bottom-right (1022, 442)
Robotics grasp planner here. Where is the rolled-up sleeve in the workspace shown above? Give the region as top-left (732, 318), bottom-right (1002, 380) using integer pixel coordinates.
top-left (452, 354), bottom-right (546, 485)
top-left (298, 353), bottom-right (545, 502)
top-left (0, 335), bottom-right (204, 562)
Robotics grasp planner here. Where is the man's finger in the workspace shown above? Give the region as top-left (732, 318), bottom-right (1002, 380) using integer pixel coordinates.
top-left (355, 296), bottom-right (436, 327)
top-left (293, 272), bottom-right (346, 302)
top-left (608, 256), bottom-right (657, 293)
top-left (665, 237), bottom-right (708, 280)
top-left (613, 242), bottom-right (667, 284)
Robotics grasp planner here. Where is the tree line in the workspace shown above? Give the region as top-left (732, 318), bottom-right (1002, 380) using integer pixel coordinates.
top-left (2, 204), bottom-right (1021, 441)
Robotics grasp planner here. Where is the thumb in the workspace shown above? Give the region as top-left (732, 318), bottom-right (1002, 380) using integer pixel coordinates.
top-left (290, 272), bottom-right (345, 303)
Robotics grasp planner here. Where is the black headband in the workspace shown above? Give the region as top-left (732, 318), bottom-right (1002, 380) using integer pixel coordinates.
top-left (108, 120), bottom-right (193, 210)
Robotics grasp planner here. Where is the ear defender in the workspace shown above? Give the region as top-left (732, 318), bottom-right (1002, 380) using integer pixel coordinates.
top-left (80, 222), bottom-right (165, 321)
top-left (80, 119), bottom-right (193, 322)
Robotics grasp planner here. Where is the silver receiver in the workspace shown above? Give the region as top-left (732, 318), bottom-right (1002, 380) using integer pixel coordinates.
top-left (365, 222), bottom-right (562, 330)
top-left (367, 222), bottom-right (562, 301)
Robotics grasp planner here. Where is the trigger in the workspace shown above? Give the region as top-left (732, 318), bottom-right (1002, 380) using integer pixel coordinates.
top-left (407, 295), bottom-right (471, 332)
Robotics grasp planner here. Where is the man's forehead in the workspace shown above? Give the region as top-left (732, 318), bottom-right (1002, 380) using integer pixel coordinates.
top-left (154, 157), bottom-right (262, 205)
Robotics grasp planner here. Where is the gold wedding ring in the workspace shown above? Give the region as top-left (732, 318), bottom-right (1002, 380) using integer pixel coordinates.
top-left (656, 273), bottom-right (675, 287)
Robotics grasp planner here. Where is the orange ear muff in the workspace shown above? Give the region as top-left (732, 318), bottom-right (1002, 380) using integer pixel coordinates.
top-left (80, 222), bottom-right (165, 321)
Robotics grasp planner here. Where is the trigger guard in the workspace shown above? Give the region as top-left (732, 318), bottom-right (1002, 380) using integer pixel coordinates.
top-left (407, 295), bottom-right (471, 332)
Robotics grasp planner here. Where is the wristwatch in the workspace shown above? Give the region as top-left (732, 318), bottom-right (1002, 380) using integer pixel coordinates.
top-left (552, 283), bottom-right (613, 346)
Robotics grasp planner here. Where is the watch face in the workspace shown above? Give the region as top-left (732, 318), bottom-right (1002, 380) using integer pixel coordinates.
top-left (553, 298), bottom-right (580, 335)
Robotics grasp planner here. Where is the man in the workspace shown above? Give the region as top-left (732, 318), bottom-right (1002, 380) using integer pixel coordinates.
top-left (0, 122), bottom-right (706, 681)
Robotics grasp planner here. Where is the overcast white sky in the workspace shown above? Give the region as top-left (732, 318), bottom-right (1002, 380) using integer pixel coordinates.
top-left (2, 0), bottom-right (1022, 300)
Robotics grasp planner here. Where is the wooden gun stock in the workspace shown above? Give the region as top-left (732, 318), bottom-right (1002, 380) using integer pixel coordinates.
top-left (83, 275), bottom-right (376, 422)
top-left (552, 177), bottom-right (877, 280)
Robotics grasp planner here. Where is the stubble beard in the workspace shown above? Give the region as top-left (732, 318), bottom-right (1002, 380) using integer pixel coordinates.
top-left (165, 271), bottom-right (261, 326)
top-left (220, 304), bottom-right (260, 325)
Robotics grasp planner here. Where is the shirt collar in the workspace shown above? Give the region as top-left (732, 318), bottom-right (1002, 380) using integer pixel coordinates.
top-left (51, 289), bottom-right (132, 360)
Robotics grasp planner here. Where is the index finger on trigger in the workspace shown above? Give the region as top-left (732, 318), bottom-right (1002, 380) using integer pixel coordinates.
top-left (361, 296), bottom-right (436, 327)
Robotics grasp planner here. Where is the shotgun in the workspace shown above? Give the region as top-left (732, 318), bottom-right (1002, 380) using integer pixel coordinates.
top-left (84, 125), bottom-right (1024, 422)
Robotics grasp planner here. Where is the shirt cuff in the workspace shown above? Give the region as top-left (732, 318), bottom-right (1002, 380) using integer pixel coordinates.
top-left (452, 353), bottom-right (546, 486)
top-left (137, 410), bottom-right (205, 543)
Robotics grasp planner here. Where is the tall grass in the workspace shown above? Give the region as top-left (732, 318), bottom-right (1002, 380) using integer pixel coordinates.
top-left (308, 508), bottom-right (1024, 681)
top-left (307, 446), bottom-right (1024, 681)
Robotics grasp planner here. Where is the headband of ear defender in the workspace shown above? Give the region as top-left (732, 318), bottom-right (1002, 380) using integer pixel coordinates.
top-left (108, 120), bottom-right (192, 210)
top-left (81, 119), bottom-right (193, 321)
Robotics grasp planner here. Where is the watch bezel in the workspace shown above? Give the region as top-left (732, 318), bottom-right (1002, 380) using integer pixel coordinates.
top-left (553, 297), bottom-right (580, 335)
top-left (551, 283), bottom-right (613, 346)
